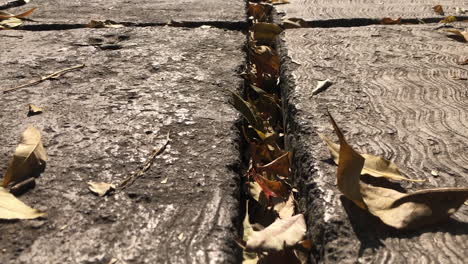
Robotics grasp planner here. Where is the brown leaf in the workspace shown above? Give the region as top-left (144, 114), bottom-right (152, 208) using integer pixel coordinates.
top-left (250, 44), bottom-right (280, 77)
top-left (257, 151), bottom-right (292, 178)
top-left (327, 113), bottom-right (367, 209)
top-left (248, 3), bottom-right (272, 22)
top-left (328, 112), bottom-right (468, 229)
top-left (446, 29), bottom-right (468, 42)
top-left (0, 8), bottom-right (37, 19)
top-left (0, 187), bottom-right (44, 219)
top-left (230, 91), bottom-right (266, 133)
top-left (246, 214), bottom-right (306, 252)
top-left (380, 17), bottom-right (401, 25)
top-left (252, 22), bottom-right (283, 43)
top-left (318, 133), bottom-right (424, 182)
top-left (28, 104), bottom-right (43, 116)
top-left (433, 5), bottom-right (444, 15)
top-left (253, 173), bottom-right (289, 199)
top-left (2, 127), bottom-right (47, 187)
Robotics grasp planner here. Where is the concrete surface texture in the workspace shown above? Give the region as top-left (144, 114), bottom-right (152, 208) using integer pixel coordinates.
top-left (5, 0), bottom-right (246, 24)
top-left (276, 0), bottom-right (468, 21)
top-left (0, 26), bottom-right (243, 263)
top-left (281, 24), bottom-right (468, 263)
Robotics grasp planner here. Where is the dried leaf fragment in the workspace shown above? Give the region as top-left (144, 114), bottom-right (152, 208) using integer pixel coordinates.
top-left (230, 91), bottom-right (265, 133)
top-left (380, 17), bottom-right (401, 25)
top-left (439, 16), bottom-right (457, 23)
top-left (246, 214), bottom-right (306, 252)
top-left (253, 173), bottom-right (289, 200)
top-left (318, 133), bottom-right (424, 182)
top-left (2, 127), bottom-right (47, 187)
top-left (28, 104), bottom-right (43, 116)
top-left (282, 18), bottom-right (306, 29)
top-left (257, 151), bottom-right (292, 178)
top-left (432, 5), bottom-right (444, 16)
top-left (0, 187), bottom-right (44, 219)
top-left (86, 20), bottom-right (124, 28)
top-left (0, 8), bottom-right (36, 29)
top-left (446, 29), bottom-right (468, 42)
top-left (87, 181), bottom-right (115, 196)
top-left (312, 79), bottom-right (332, 95)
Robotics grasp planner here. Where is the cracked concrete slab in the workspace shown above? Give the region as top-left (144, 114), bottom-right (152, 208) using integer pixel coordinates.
top-left (280, 25), bottom-right (468, 263)
top-left (0, 26), bottom-right (243, 264)
top-left (276, 0), bottom-right (468, 21)
top-left (4, 0), bottom-right (246, 24)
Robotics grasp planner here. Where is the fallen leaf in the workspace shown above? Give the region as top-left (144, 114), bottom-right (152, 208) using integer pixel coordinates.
top-left (312, 79), bottom-right (332, 95)
top-left (328, 112), bottom-right (468, 229)
top-left (253, 173), bottom-right (289, 200)
top-left (268, 0), bottom-right (290, 5)
top-left (0, 8), bottom-right (36, 19)
top-left (327, 113), bottom-right (367, 209)
top-left (433, 5), bottom-right (444, 15)
top-left (446, 29), bottom-right (468, 42)
top-left (248, 181), bottom-right (263, 202)
top-left (275, 193), bottom-right (295, 219)
top-left (248, 3), bottom-right (272, 22)
top-left (0, 186), bottom-right (44, 219)
top-left (87, 181), bottom-right (115, 196)
top-left (455, 7), bottom-right (467, 15)
top-left (28, 104), bottom-right (43, 116)
top-left (252, 22), bottom-right (283, 43)
top-left (230, 91), bottom-right (265, 133)
top-left (250, 44), bottom-right (280, 77)
top-left (459, 58), bottom-right (468, 65)
top-left (246, 214), bottom-right (306, 252)
top-left (86, 20), bottom-right (124, 28)
top-left (380, 17), bottom-right (401, 25)
top-left (257, 152), bottom-right (292, 178)
top-left (439, 16), bottom-right (457, 23)
top-left (160, 177), bottom-right (168, 184)
top-left (242, 201), bottom-right (259, 264)
top-left (0, 8), bottom-right (36, 29)
top-left (318, 133), bottom-right (424, 182)
top-left (2, 127), bottom-right (47, 187)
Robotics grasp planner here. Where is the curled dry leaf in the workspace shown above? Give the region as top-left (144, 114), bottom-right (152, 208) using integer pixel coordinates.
top-left (312, 79), bottom-right (333, 95)
top-left (257, 151), bottom-right (292, 178)
top-left (28, 104), bottom-right (43, 116)
top-left (439, 16), bottom-right (457, 23)
top-left (0, 8), bottom-right (36, 29)
top-left (432, 5), bottom-right (444, 16)
top-left (380, 17), bottom-right (401, 25)
top-left (248, 3), bottom-right (272, 22)
top-left (2, 127), bottom-right (47, 187)
top-left (274, 193), bottom-right (295, 219)
top-left (87, 181), bottom-right (115, 196)
top-left (0, 187), bottom-right (44, 219)
top-left (446, 29), bottom-right (468, 42)
top-left (328, 112), bottom-right (468, 229)
top-left (252, 22), bottom-right (284, 43)
top-left (318, 133), bottom-right (424, 182)
top-left (253, 173), bottom-right (289, 200)
top-left (246, 214), bottom-right (306, 252)
top-left (250, 45), bottom-right (280, 77)
top-left (230, 91), bottom-right (265, 133)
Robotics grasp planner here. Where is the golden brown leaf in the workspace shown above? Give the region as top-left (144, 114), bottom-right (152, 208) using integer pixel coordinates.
top-left (252, 22), bottom-right (283, 43)
top-left (250, 44), bottom-right (280, 77)
top-left (0, 8), bottom-right (37, 19)
top-left (253, 173), bottom-right (289, 199)
top-left (446, 29), bottom-right (468, 42)
top-left (318, 133), bottom-right (424, 182)
top-left (248, 3), bottom-right (272, 22)
top-left (440, 16), bottom-right (457, 23)
top-left (380, 17), bottom-right (401, 25)
top-left (2, 127), bottom-right (47, 187)
top-left (433, 5), bottom-right (444, 15)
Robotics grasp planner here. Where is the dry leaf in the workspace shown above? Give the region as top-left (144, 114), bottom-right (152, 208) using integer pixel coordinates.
top-left (86, 20), bottom-right (124, 28)
top-left (248, 3), bottom-right (272, 22)
top-left (252, 22), bottom-right (283, 43)
top-left (257, 152), bottom-right (292, 178)
top-left (274, 193), bottom-right (295, 219)
top-left (28, 104), bottom-right (43, 116)
top-left (160, 177), bottom-right (168, 184)
top-left (440, 16), bottom-right (457, 23)
top-left (0, 187), bottom-right (44, 219)
top-left (230, 91), bottom-right (265, 133)
top-left (242, 201), bottom-right (260, 264)
top-left (0, 8), bottom-right (36, 29)
top-left (87, 181), bottom-right (115, 196)
top-left (328, 112), bottom-right (468, 229)
top-left (433, 5), bottom-right (444, 15)
top-left (380, 17), bottom-right (401, 25)
top-left (0, 8), bottom-right (36, 19)
top-left (250, 45), bottom-right (280, 77)
top-left (459, 58), bottom-right (468, 65)
top-left (282, 18), bottom-right (306, 29)
top-left (455, 7), bottom-right (467, 14)
top-left (2, 127), bottom-right (47, 187)
top-left (253, 173), bottom-right (289, 200)
top-left (446, 29), bottom-right (468, 42)
top-left (327, 113), bottom-right (367, 209)
top-left (246, 214), bottom-right (306, 252)
top-left (312, 79), bottom-right (332, 95)
top-left (318, 133), bottom-right (424, 182)
top-left (268, 0), bottom-right (290, 5)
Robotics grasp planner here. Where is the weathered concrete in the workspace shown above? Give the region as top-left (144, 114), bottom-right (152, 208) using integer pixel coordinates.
top-left (276, 0), bottom-right (467, 21)
top-left (6, 0), bottom-right (246, 24)
top-left (0, 26), bottom-right (243, 263)
top-left (280, 25), bottom-right (468, 263)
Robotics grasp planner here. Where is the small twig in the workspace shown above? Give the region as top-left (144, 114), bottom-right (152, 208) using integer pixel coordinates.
top-left (117, 132), bottom-right (170, 190)
top-left (0, 34), bottom-right (23, 38)
top-left (2, 64), bottom-right (85, 93)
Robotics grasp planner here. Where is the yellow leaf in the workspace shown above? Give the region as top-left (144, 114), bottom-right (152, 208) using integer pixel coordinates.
top-left (2, 127), bottom-right (47, 187)
top-left (440, 16), bottom-right (457, 23)
top-left (252, 22), bottom-right (283, 43)
top-left (318, 133), bottom-right (424, 182)
top-left (0, 187), bottom-right (44, 219)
